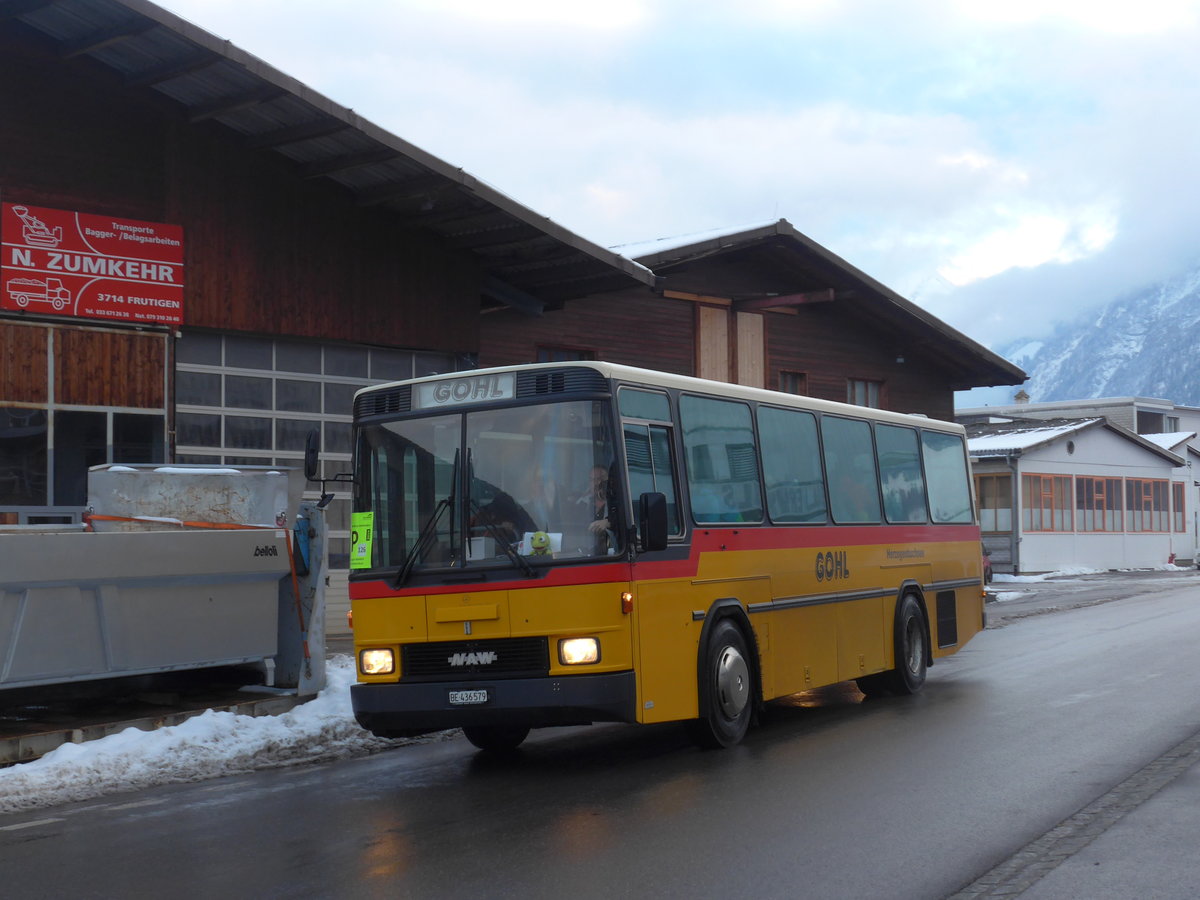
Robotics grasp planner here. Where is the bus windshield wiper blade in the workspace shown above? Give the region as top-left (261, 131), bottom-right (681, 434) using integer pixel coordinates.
top-left (468, 496), bottom-right (536, 579)
top-left (394, 449), bottom-right (458, 588)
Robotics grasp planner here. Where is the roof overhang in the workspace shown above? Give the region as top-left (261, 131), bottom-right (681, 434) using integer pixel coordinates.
top-left (2, 0), bottom-right (656, 310)
top-left (625, 219), bottom-right (1027, 391)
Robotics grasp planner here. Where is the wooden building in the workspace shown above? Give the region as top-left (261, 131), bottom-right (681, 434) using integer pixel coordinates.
top-left (0, 0), bottom-right (652, 562)
top-left (479, 221), bottom-right (1024, 422)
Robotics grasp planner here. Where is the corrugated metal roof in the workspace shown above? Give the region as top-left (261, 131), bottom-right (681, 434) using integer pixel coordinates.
top-left (967, 417), bottom-right (1185, 465)
top-left (5, 0), bottom-right (655, 311)
top-left (968, 420), bottom-right (1100, 456)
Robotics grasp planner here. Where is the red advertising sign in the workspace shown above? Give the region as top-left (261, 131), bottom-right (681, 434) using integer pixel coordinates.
top-left (1, 202), bottom-right (184, 326)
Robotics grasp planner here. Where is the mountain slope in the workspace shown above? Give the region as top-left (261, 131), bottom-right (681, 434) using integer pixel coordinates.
top-left (1006, 264), bottom-right (1200, 405)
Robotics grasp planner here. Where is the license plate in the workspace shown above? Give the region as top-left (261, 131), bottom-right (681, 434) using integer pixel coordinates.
top-left (449, 689), bottom-right (489, 705)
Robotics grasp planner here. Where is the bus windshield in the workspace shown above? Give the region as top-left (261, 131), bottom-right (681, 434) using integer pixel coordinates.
top-left (356, 398), bottom-right (621, 573)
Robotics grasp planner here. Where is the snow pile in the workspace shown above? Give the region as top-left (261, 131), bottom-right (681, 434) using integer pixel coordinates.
top-left (991, 591), bottom-right (1026, 602)
top-left (992, 566), bottom-right (1104, 584)
top-left (0, 657), bottom-right (419, 815)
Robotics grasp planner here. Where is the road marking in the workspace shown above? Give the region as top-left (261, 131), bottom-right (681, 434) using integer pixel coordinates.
top-left (948, 726), bottom-right (1200, 898)
top-left (0, 818), bottom-right (64, 831)
top-left (108, 798), bottom-right (169, 811)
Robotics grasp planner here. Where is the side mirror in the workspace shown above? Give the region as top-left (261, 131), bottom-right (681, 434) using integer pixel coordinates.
top-left (304, 429), bottom-right (320, 483)
top-left (638, 492), bottom-right (668, 553)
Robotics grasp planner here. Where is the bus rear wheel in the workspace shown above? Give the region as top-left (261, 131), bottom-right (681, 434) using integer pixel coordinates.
top-left (857, 594), bottom-right (927, 697)
top-left (687, 619), bottom-right (754, 749)
top-left (462, 724), bottom-right (530, 753)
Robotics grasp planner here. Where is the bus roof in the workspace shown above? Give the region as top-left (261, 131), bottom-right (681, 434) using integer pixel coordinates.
top-left (355, 361), bottom-right (965, 435)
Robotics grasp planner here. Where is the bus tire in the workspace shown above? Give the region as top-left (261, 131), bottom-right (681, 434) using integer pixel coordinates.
top-left (856, 594), bottom-right (927, 697)
top-left (462, 724), bottom-right (530, 753)
top-left (686, 618), bottom-right (754, 749)
top-left (889, 594), bottom-right (928, 695)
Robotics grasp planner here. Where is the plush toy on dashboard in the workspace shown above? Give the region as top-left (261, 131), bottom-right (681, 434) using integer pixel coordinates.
top-left (529, 530), bottom-right (553, 556)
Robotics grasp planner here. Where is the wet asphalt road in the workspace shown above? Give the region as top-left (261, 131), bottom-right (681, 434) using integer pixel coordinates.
top-left (2, 571), bottom-right (1199, 899)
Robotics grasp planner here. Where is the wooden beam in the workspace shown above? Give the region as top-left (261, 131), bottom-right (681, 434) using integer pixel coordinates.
top-left (187, 85), bottom-right (287, 122)
top-left (0, 0), bottom-right (53, 22)
top-left (125, 51), bottom-right (220, 87)
top-left (661, 289), bottom-right (732, 307)
top-left (732, 288), bottom-right (836, 312)
top-left (302, 147), bottom-right (399, 178)
top-left (59, 18), bottom-right (155, 58)
top-left (246, 118), bottom-right (349, 150)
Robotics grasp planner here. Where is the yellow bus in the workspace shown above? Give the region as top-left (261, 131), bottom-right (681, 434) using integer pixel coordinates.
top-left (347, 362), bottom-right (985, 751)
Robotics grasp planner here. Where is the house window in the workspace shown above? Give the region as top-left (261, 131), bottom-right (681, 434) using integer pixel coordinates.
top-left (1075, 476), bottom-right (1123, 532)
top-left (1022, 473), bottom-right (1072, 532)
top-left (1126, 479), bottom-right (1169, 532)
top-left (847, 379), bottom-right (882, 409)
top-left (778, 371), bottom-right (808, 395)
top-left (1172, 482), bottom-right (1186, 533)
top-left (536, 346), bottom-right (594, 363)
top-left (975, 474), bottom-right (1012, 533)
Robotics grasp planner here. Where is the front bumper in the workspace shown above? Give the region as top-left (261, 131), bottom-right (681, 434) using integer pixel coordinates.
top-left (351, 671), bottom-right (638, 738)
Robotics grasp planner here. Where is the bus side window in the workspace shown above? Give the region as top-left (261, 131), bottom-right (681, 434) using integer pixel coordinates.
top-left (822, 416), bottom-right (881, 524)
top-left (875, 423), bottom-right (929, 523)
top-left (679, 395), bottom-right (763, 524)
top-left (922, 431), bottom-right (974, 523)
top-left (758, 406), bottom-right (826, 523)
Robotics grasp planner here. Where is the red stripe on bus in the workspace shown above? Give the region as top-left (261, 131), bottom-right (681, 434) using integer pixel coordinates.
top-left (347, 522), bottom-right (979, 599)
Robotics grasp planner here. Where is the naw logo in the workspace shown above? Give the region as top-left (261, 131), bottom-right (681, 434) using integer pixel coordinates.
top-left (448, 651), bottom-right (498, 667)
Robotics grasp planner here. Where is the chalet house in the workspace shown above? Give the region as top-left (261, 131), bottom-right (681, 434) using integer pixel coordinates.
top-left (480, 220), bottom-right (1026, 422)
top-left (966, 416), bottom-right (1192, 573)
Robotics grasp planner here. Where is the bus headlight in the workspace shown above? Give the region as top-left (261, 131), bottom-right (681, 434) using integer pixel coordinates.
top-left (559, 637), bottom-right (600, 666)
top-left (360, 648), bottom-right (396, 676)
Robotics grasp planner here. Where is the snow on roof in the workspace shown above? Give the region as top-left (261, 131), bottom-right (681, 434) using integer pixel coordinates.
top-left (1141, 431), bottom-right (1197, 451)
top-left (967, 420), bottom-right (1100, 456)
top-left (610, 220), bottom-right (780, 261)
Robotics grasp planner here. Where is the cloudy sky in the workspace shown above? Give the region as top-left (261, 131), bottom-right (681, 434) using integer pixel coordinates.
top-left (154, 0), bottom-right (1200, 350)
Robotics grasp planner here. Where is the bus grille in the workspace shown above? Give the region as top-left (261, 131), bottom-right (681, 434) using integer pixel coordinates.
top-left (516, 368), bottom-right (608, 397)
top-left (402, 637), bottom-right (550, 681)
top-left (354, 386), bottom-right (412, 418)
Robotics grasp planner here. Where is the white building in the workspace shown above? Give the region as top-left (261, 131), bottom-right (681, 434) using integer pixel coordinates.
top-left (966, 417), bottom-right (1194, 574)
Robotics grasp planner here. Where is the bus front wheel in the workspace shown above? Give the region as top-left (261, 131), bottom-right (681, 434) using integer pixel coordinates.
top-left (687, 619), bottom-right (754, 749)
top-left (462, 724), bottom-right (530, 753)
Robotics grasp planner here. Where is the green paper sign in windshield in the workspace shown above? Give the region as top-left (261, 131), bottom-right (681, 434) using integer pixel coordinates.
top-left (350, 511), bottom-right (374, 570)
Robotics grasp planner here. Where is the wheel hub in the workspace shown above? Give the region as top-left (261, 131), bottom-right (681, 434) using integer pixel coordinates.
top-left (716, 646), bottom-right (750, 718)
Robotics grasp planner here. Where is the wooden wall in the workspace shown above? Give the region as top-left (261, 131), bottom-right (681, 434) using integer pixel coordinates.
top-left (0, 29), bottom-right (481, 355)
top-left (0, 321), bottom-right (48, 404)
top-left (479, 287), bottom-right (952, 420)
top-left (767, 304), bottom-right (952, 420)
top-left (478, 288), bottom-right (694, 374)
top-left (53, 327), bottom-right (165, 408)
top-left (0, 320), bottom-right (165, 409)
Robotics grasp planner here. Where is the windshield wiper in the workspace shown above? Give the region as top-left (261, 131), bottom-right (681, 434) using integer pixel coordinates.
top-left (468, 495), bottom-right (536, 578)
top-left (394, 449), bottom-right (458, 588)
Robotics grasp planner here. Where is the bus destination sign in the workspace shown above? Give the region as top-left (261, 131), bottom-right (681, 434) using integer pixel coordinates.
top-left (415, 373), bottom-right (515, 409)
